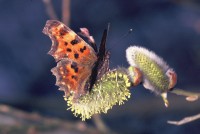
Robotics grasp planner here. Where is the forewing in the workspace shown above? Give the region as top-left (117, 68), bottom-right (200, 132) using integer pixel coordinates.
top-left (43, 20), bottom-right (97, 66)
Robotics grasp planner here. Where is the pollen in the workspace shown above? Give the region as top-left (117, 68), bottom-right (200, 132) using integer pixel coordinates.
top-left (65, 68), bottom-right (131, 121)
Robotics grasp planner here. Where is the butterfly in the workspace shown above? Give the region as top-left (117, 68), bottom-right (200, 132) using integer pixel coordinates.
top-left (43, 20), bottom-right (110, 99)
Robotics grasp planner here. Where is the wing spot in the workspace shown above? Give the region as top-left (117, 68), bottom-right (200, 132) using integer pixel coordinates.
top-left (80, 46), bottom-right (87, 53)
top-left (71, 39), bottom-right (79, 45)
top-left (71, 63), bottom-right (78, 73)
top-left (59, 28), bottom-right (68, 36)
top-left (71, 35), bottom-right (81, 45)
top-left (64, 42), bottom-right (68, 46)
top-left (74, 53), bottom-right (79, 59)
top-left (71, 75), bottom-right (77, 80)
top-left (66, 48), bottom-right (72, 52)
top-left (74, 68), bottom-right (78, 73)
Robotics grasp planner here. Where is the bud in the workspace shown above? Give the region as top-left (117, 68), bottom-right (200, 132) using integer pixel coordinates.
top-left (126, 46), bottom-right (177, 106)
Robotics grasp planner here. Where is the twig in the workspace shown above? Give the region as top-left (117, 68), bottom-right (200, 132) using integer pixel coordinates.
top-left (42, 0), bottom-right (58, 20)
top-left (170, 88), bottom-right (200, 101)
top-left (0, 105), bottom-right (102, 134)
top-left (62, 0), bottom-right (70, 25)
top-left (92, 114), bottom-right (114, 134)
top-left (168, 113), bottom-right (200, 125)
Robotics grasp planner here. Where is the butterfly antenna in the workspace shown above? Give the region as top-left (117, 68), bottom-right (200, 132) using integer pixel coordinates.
top-left (121, 28), bottom-right (133, 40)
top-left (109, 28), bottom-right (133, 49)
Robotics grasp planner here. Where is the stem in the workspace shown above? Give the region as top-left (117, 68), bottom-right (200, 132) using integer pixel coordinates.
top-left (42, 0), bottom-right (58, 20)
top-left (92, 115), bottom-right (113, 134)
top-left (170, 88), bottom-right (200, 101)
top-left (0, 105), bottom-right (100, 133)
top-left (168, 113), bottom-right (200, 125)
top-left (62, 0), bottom-right (70, 26)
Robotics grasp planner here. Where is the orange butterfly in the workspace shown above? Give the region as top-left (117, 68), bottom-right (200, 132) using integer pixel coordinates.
top-left (43, 20), bottom-right (110, 99)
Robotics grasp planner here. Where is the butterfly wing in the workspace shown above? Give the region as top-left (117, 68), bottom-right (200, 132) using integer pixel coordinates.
top-left (89, 26), bottom-right (110, 90)
top-left (51, 59), bottom-right (92, 97)
top-left (43, 20), bottom-right (98, 97)
top-left (97, 26), bottom-right (110, 79)
top-left (43, 20), bottom-right (97, 64)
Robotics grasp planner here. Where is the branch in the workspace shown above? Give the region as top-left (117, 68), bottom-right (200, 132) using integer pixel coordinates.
top-left (0, 105), bottom-right (102, 134)
top-left (168, 113), bottom-right (200, 125)
top-left (42, 0), bottom-right (58, 20)
top-left (92, 115), bottom-right (114, 134)
top-left (168, 88), bottom-right (200, 125)
top-left (62, 0), bottom-right (71, 26)
top-left (170, 88), bottom-right (200, 101)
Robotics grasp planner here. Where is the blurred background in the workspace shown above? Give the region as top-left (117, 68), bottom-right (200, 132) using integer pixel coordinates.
top-left (0, 0), bottom-right (200, 133)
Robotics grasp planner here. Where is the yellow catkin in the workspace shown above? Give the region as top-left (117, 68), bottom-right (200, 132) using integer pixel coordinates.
top-left (65, 69), bottom-right (131, 121)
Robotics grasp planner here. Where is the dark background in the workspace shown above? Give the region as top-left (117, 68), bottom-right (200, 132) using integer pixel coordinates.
top-left (0, 0), bottom-right (200, 133)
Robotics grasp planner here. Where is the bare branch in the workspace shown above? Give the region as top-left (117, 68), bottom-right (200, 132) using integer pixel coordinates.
top-left (168, 113), bottom-right (200, 125)
top-left (62, 0), bottom-right (71, 25)
top-left (170, 88), bottom-right (200, 102)
top-left (42, 0), bottom-right (58, 20)
top-left (0, 105), bottom-right (102, 133)
top-left (92, 114), bottom-right (114, 134)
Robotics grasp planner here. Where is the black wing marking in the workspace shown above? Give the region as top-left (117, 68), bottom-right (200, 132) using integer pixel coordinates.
top-left (88, 24), bottom-right (110, 91)
top-left (98, 23), bottom-right (110, 57)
